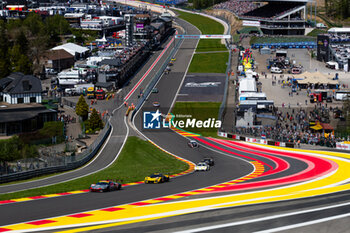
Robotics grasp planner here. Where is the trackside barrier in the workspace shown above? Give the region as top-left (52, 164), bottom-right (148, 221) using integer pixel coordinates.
top-left (131, 34), bottom-right (184, 119)
top-left (0, 122), bottom-right (111, 183)
top-left (336, 142), bottom-right (350, 150)
top-left (217, 131), bottom-right (294, 148)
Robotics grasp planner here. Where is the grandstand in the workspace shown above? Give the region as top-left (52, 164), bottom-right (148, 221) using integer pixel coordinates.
top-left (215, 0), bottom-right (312, 35)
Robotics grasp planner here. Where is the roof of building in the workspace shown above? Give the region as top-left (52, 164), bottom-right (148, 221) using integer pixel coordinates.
top-left (95, 82), bottom-right (114, 89)
top-left (328, 27), bottom-right (350, 34)
top-left (0, 106), bottom-right (55, 123)
top-left (51, 43), bottom-right (89, 56)
top-left (150, 22), bottom-right (164, 30)
top-left (100, 58), bottom-right (122, 67)
top-left (44, 49), bottom-right (74, 61)
top-left (2, 73), bottom-right (42, 94)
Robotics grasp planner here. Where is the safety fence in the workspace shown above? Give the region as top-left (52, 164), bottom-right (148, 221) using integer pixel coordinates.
top-left (218, 131), bottom-right (295, 148)
top-left (217, 15), bottom-right (232, 125)
top-left (0, 122), bottom-right (111, 183)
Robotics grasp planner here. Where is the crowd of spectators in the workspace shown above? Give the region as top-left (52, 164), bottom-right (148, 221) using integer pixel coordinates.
top-left (213, 0), bottom-right (304, 21)
top-left (234, 105), bottom-right (341, 148)
top-left (243, 3), bottom-right (303, 20)
top-left (213, 0), bottom-right (258, 16)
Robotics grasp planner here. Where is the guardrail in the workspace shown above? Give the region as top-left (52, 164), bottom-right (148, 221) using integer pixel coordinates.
top-left (216, 15), bottom-right (232, 124)
top-left (218, 131), bottom-right (295, 148)
top-left (0, 122), bottom-right (111, 183)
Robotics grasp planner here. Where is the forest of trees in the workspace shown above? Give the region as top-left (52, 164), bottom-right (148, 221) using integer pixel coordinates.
top-left (0, 13), bottom-right (71, 79)
top-left (324, 0), bottom-right (350, 20)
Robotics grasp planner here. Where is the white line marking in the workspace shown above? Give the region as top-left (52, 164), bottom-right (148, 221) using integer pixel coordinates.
top-left (168, 20), bottom-right (201, 114)
top-left (174, 200), bottom-right (350, 233)
top-left (255, 212), bottom-right (350, 233)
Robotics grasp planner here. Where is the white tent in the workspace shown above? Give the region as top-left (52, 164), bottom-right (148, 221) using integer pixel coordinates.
top-left (52, 43), bottom-right (89, 58)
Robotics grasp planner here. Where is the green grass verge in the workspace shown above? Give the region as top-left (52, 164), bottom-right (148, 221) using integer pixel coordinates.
top-left (0, 137), bottom-right (189, 200)
top-left (307, 29), bottom-right (327, 37)
top-left (175, 9), bottom-right (227, 53)
top-left (188, 52), bottom-right (229, 73)
top-left (171, 102), bottom-right (221, 138)
top-left (175, 10), bottom-right (224, 34)
top-left (196, 39), bottom-right (227, 52)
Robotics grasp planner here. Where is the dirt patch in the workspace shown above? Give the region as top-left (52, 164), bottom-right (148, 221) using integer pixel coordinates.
top-left (205, 9), bottom-right (243, 35)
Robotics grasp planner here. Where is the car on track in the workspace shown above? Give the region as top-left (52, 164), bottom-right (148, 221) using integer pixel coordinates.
top-left (202, 158), bottom-right (214, 166)
top-left (152, 88), bottom-right (159, 93)
top-left (153, 101), bottom-right (160, 107)
top-left (90, 180), bottom-right (122, 192)
top-left (188, 140), bottom-right (199, 148)
top-left (195, 162), bottom-right (210, 171)
top-left (144, 173), bottom-right (170, 183)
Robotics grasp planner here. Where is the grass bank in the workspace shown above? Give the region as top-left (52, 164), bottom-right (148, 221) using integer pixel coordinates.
top-left (171, 102), bottom-right (221, 137)
top-left (175, 10), bottom-right (227, 52)
top-left (189, 52), bottom-right (229, 73)
top-left (0, 137), bottom-right (189, 200)
top-left (307, 28), bottom-right (327, 37)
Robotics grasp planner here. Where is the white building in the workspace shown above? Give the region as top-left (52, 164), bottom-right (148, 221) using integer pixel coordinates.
top-left (0, 73), bottom-right (42, 104)
top-left (51, 43), bottom-right (89, 59)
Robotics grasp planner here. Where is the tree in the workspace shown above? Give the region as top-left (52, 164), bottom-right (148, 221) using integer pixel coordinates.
top-left (9, 45), bottom-right (32, 74)
top-left (0, 136), bottom-right (22, 173)
top-left (0, 20), bottom-right (10, 78)
top-left (88, 108), bottom-right (104, 131)
top-left (23, 12), bottom-right (44, 36)
top-left (76, 95), bottom-right (89, 121)
top-left (16, 30), bottom-right (29, 55)
top-left (45, 15), bottom-right (70, 46)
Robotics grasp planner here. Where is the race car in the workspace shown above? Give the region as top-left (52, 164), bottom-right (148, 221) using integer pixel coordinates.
top-left (188, 140), bottom-right (199, 148)
top-left (90, 180), bottom-right (122, 192)
top-left (202, 158), bottom-right (215, 166)
top-left (153, 101), bottom-right (160, 107)
top-left (195, 162), bottom-right (210, 171)
top-left (144, 173), bottom-right (170, 183)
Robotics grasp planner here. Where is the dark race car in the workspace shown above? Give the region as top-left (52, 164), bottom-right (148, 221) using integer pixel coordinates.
top-left (202, 158), bottom-right (214, 166)
top-left (90, 180), bottom-right (122, 192)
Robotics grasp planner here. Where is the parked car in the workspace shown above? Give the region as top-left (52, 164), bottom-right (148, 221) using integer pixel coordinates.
top-left (271, 67), bottom-right (283, 74)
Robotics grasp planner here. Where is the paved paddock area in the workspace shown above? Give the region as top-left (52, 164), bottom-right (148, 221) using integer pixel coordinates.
top-left (176, 73), bottom-right (226, 102)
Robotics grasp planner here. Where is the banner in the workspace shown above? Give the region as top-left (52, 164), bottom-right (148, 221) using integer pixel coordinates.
top-left (243, 20), bottom-right (260, 27)
top-left (175, 35), bottom-right (231, 39)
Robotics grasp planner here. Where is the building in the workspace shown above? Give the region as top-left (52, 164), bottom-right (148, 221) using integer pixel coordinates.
top-left (42, 49), bottom-right (75, 72)
top-left (51, 42), bottom-right (89, 60)
top-left (0, 73), bottom-right (57, 135)
top-left (0, 73), bottom-right (42, 104)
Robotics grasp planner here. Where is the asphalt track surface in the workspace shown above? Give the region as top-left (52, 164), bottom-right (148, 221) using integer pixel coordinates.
top-left (2, 12), bottom-right (348, 233)
top-left (0, 30), bottom-right (177, 195)
top-left (82, 189), bottom-right (350, 233)
top-left (0, 18), bottom-right (253, 227)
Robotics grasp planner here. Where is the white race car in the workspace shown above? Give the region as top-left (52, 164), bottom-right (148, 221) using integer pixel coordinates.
top-left (195, 162), bottom-right (210, 171)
